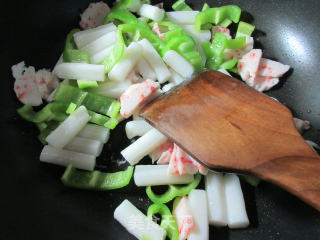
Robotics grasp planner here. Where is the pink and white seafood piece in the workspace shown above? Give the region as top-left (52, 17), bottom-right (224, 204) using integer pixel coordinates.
top-left (173, 197), bottom-right (194, 240)
top-left (80, 2), bottom-right (110, 29)
top-left (164, 144), bottom-right (208, 175)
top-left (212, 26), bottom-right (231, 39)
top-left (258, 58), bottom-right (290, 78)
top-left (223, 36), bottom-right (254, 60)
top-left (293, 117), bottom-right (311, 134)
top-left (120, 79), bottom-right (160, 118)
top-left (238, 49), bottom-right (262, 87)
top-left (149, 140), bottom-right (173, 163)
top-left (12, 62), bottom-right (42, 106)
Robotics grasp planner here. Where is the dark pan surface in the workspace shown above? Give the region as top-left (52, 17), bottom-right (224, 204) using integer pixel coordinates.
top-left (1, 0), bottom-right (320, 239)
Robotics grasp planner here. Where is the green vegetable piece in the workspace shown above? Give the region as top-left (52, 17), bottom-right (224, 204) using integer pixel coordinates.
top-left (240, 175), bottom-right (261, 187)
top-left (219, 18), bottom-right (232, 28)
top-left (146, 174), bottom-right (202, 203)
top-left (17, 102), bottom-right (68, 123)
top-left (54, 84), bottom-right (119, 118)
top-left (195, 5), bottom-right (241, 32)
top-left (201, 3), bottom-right (210, 11)
top-left (147, 203), bottom-right (179, 240)
top-left (104, 118), bottom-right (119, 130)
top-left (225, 36), bottom-right (246, 49)
top-left (63, 29), bottom-right (91, 63)
top-left (220, 58), bottom-right (238, 70)
top-left (107, 101), bottom-right (121, 119)
top-left (77, 80), bottom-right (99, 89)
top-left (236, 21), bottom-right (255, 38)
top-left (118, 23), bottom-right (165, 52)
top-left (202, 33), bottom-right (228, 70)
top-left (61, 164), bottom-right (134, 191)
top-left (112, 0), bottom-right (142, 12)
top-left (66, 102), bottom-right (77, 114)
top-left (201, 23), bottom-right (212, 30)
top-left (105, 9), bottom-right (141, 25)
top-left (37, 121), bottom-right (60, 145)
top-left (172, 0), bottom-right (192, 11)
top-left (103, 29), bottom-right (125, 73)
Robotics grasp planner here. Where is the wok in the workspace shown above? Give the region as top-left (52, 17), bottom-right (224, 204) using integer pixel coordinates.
top-left (1, 0), bottom-right (320, 239)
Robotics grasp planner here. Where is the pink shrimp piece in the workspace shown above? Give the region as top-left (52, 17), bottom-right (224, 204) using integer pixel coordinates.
top-left (258, 58), bottom-right (290, 78)
top-left (120, 79), bottom-right (160, 118)
top-left (238, 49), bottom-right (262, 87)
top-left (167, 144), bottom-right (208, 176)
top-left (253, 76), bottom-right (279, 92)
top-left (293, 117), bottom-right (311, 134)
top-left (173, 197), bottom-right (194, 240)
top-left (149, 140), bottom-right (173, 163)
top-left (80, 2), bottom-right (110, 29)
top-left (212, 26), bottom-right (231, 40)
top-left (152, 23), bottom-right (165, 40)
top-left (12, 62), bottom-right (42, 106)
top-left (35, 69), bottom-right (59, 99)
top-left (223, 36), bottom-right (254, 61)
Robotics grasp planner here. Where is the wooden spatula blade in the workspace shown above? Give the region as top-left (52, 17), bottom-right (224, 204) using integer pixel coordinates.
top-left (141, 70), bottom-right (316, 171)
top-left (140, 70), bottom-right (320, 211)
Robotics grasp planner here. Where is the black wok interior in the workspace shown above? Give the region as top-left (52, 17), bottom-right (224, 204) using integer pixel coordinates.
top-left (1, 0), bottom-right (320, 239)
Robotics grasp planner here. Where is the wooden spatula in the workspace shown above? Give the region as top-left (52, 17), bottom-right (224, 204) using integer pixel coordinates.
top-left (140, 70), bottom-right (320, 211)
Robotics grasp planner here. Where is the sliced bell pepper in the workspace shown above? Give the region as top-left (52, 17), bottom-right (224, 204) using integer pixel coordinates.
top-left (236, 21), bottom-right (255, 38)
top-left (202, 33), bottom-right (228, 70)
top-left (147, 203), bottom-right (179, 240)
top-left (220, 58), bottom-right (238, 70)
top-left (219, 18), bottom-right (232, 28)
top-left (17, 102), bottom-right (68, 123)
top-left (103, 28), bottom-right (125, 73)
top-left (53, 84), bottom-right (120, 118)
top-left (195, 5), bottom-right (241, 32)
top-left (146, 174), bottom-right (201, 203)
top-left (118, 23), bottom-right (165, 52)
top-left (104, 9), bottom-right (141, 25)
top-left (63, 29), bottom-right (91, 63)
top-left (77, 80), bottom-right (99, 89)
top-left (61, 164), bottom-right (134, 191)
top-left (172, 0), bottom-right (192, 11)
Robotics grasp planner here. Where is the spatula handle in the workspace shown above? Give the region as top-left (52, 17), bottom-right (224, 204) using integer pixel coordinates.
top-left (252, 155), bottom-right (320, 211)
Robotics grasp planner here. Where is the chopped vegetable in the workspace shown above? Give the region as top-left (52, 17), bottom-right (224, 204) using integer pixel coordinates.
top-left (121, 128), bottom-right (168, 165)
top-left (40, 145), bottom-right (95, 171)
top-left (172, 0), bottom-right (192, 11)
top-left (147, 203), bottom-right (179, 240)
top-left (54, 63), bottom-right (105, 81)
top-left (163, 50), bottom-right (194, 78)
top-left (240, 175), bottom-right (261, 187)
top-left (108, 42), bottom-right (143, 82)
top-left (89, 81), bottom-right (132, 99)
top-left (138, 38), bottom-right (171, 83)
top-left (224, 174), bottom-right (249, 228)
top-left (103, 28), bottom-right (125, 73)
top-left (139, 4), bottom-right (165, 22)
top-left (114, 199), bottom-right (167, 240)
top-left (74, 23), bottom-right (117, 49)
top-left (162, 83), bottom-right (175, 92)
top-left (136, 57), bottom-right (157, 80)
top-left (77, 123), bottom-right (110, 143)
top-left (112, 0), bottom-right (142, 12)
top-left (146, 174), bottom-right (201, 203)
top-left (61, 165), bottom-right (134, 190)
top-left (195, 6), bottom-right (241, 32)
top-left (188, 190), bottom-right (209, 240)
top-left (80, 2), bottom-right (110, 29)
top-left (172, 196), bottom-right (194, 240)
top-left (236, 21), bottom-right (255, 38)
top-left (125, 120), bottom-right (153, 139)
top-left (119, 79), bottom-right (160, 118)
top-left (205, 171), bottom-right (228, 227)
top-left (46, 106), bottom-right (90, 148)
top-left (169, 68), bottom-right (185, 85)
top-left (166, 11), bottom-right (199, 25)
top-left (80, 31), bottom-right (117, 55)
top-left (134, 165), bottom-right (194, 186)
top-left (54, 84), bottom-right (120, 118)
top-left (90, 45), bottom-right (114, 64)
top-left (65, 136), bottom-right (103, 156)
